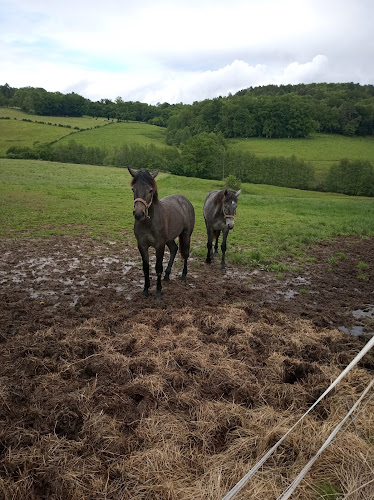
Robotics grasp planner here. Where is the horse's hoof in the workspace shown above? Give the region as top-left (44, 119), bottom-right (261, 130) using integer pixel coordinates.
top-left (181, 275), bottom-right (186, 282)
top-left (221, 268), bottom-right (226, 274)
top-left (156, 292), bottom-right (162, 300)
top-left (205, 259), bottom-right (211, 264)
top-left (164, 275), bottom-right (170, 282)
top-left (142, 289), bottom-right (149, 297)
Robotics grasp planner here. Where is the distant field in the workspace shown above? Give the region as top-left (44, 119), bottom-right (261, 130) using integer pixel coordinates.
top-left (0, 107), bottom-right (110, 156)
top-left (1, 159), bottom-right (374, 266)
top-left (229, 133), bottom-right (374, 177)
top-left (0, 120), bottom-right (72, 156)
top-left (56, 121), bottom-right (167, 149)
top-left (0, 107), bottom-right (108, 127)
top-left (0, 107), bottom-right (167, 156)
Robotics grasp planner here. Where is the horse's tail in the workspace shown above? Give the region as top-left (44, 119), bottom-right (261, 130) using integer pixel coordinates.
top-left (179, 228), bottom-right (193, 260)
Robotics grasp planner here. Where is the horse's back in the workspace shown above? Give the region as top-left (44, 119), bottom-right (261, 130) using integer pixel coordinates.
top-left (160, 195), bottom-right (195, 234)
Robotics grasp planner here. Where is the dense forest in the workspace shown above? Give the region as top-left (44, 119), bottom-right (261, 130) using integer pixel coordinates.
top-left (1, 82), bottom-right (374, 139)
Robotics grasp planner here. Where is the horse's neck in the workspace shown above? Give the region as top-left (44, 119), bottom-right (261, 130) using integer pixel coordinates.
top-left (148, 199), bottom-right (159, 220)
top-left (214, 193), bottom-right (224, 217)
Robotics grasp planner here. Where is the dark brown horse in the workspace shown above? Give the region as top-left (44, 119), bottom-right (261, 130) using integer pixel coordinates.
top-left (203, 189), bottom-right (241, 272)
top-left (128, 168), bottom-right (195, 299)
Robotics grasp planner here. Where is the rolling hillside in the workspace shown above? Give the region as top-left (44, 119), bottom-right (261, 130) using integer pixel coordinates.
top-left (1, 107), bottom-right (374, 189)
top-left (56, 122), bottom-right (167, 149)
top-left (230, 133), bottom-right (374, 176)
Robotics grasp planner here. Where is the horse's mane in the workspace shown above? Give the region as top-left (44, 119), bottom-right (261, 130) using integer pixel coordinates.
top-left (131, 170), bottom-right (158, 201)
top-left (213, 189), bottom-right (236, 206)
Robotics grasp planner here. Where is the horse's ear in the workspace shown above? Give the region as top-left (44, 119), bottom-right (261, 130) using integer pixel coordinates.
top-left (128, 167), bottom-right (136, 177)
top-left (236, 189), bottom-right (241, 197)
top-left (224, 189), bottom-right (228, 197)
top-left (151, 170), bottom-right (159, 178)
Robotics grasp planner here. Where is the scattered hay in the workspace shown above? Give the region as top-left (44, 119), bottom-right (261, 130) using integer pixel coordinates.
top-left (1, 302), bottom-right (373, 499)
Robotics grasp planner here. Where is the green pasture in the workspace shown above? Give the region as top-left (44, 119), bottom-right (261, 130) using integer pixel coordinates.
top-left (55, 122), bottom-right (167, 149)
top-left (0, 120), bottom-right (74, 156)
top-left (0, 107), bottom-right (108, 127)
top-left (0, 108), bottom-right (109, 157)
top-left (1, 159), bottom-right (374, 267)
top-left (0, 107), bottom-right (166, 157)
top-left (230, 133), bottom-right (374, 178)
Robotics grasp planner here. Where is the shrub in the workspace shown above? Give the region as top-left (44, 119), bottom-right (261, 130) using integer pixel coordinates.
top-left (6, 146), bottom-right (38, 159)
top-left (325, 158), bottom-right (374, 196)
top-left (224, 174), bottom-right (241, 191)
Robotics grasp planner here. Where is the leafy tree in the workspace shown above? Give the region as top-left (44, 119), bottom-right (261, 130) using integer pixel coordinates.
top-left (224, 175), bottom-right (241, 190)
top-left (325, 158), bottom-right (374, 196)
top-left (182, 132), bottom-right (225, 179)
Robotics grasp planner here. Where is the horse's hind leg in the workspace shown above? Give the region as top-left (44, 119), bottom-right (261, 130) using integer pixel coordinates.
top-left (164, 240), bottom-right (178, 281)
top-left (155, 245), bottom-right (165, 299)
top-left (179, 230), bottom-right (191, 281)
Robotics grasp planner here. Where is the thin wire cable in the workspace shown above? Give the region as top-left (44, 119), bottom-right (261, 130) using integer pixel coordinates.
top-left (221, 335), bottom-right (374, 500)
top-left (277, 377), bottom-right (374, 500)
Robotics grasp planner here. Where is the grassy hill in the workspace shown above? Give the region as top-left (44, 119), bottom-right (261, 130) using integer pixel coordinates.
top-left (1, 158), bottom-right (374, 267)
top-left (1, 107), bottom-right (374, 186)
top-left (56, 122), bottom-right (167, 149)
top-left (230, 133), bottom-right (374, 178)
top-left (0, 107), bottom-right (109, 127)
top-left (0, 108), bottom-right (167, 157)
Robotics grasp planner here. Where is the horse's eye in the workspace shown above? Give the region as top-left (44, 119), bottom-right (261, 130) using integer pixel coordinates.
top-left (149, 189), bottom-right (153, 193)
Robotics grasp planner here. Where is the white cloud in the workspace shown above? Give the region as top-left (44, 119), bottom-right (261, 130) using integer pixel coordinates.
top-left (0, 0), bottom-right (373, 103)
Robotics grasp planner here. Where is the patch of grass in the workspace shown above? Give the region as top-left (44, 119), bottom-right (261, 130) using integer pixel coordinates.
top-left (305, 256), bottom-right (318, 262)
top-left (358, 273), bottom-right (369, 281)
top-left (1, 159), bottom-right (374, 267)
top-left (357, 261), bottom-right (370, 281)
top-left (328, 252), bottom-right (348, 266)
top-left (314, 482), bottom-right (341, 499)
top-left (357, 260), bottom-right (369, 270)
top-left (336, 252), bottom-right (347, 260)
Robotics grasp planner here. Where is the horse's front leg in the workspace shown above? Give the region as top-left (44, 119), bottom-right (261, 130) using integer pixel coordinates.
top-left (214, 230), bottom-right (221, 254)
top-left (205, 225), bottom-right (214, 264)
top-left (220, 228), bottom-right (229, 273)
top-left (155, 245), bottom-right (165, 299)
top-left (138, 244), bottom-right (150, 297)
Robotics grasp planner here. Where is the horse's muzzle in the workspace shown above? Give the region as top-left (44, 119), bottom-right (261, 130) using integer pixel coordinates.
top-left (133, 210), bottom-right (146, 221)
top-left (226, 220), bottom-right (235, 230)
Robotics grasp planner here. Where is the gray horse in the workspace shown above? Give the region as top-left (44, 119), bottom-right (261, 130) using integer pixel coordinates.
top-left (203, 189), bottom-right (241, 272)
top-left (128, 168), bottom-right (195, 299)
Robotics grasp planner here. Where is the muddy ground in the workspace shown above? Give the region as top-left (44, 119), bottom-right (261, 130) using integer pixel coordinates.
top-left (0, 236), bottom-right (373, 499)
top-left (1, 235), bottom-right (374, 339)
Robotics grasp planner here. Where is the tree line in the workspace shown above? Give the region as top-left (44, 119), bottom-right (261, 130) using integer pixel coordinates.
top-left (1, 82), bottom-right (374, 138)
top-left (7, 134), bottom-right (374, 196)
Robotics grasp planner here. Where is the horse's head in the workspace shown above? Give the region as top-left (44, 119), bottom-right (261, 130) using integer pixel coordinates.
top-left (128, 168), bottom-right (159, 221)
top-left (223, 189), bottom-right (241, 230)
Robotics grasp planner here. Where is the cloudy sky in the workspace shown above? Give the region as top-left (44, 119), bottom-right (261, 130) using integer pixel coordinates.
top-left (1, 0), bottom-right (373, 104)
